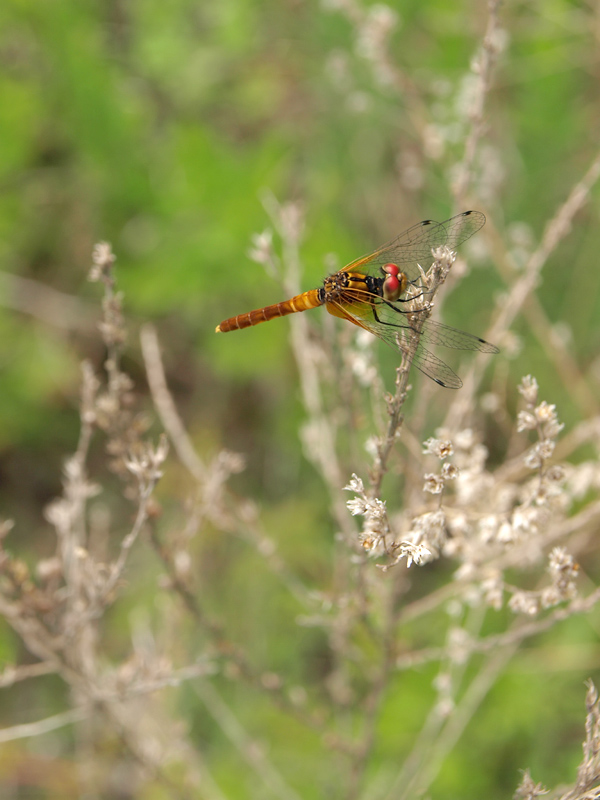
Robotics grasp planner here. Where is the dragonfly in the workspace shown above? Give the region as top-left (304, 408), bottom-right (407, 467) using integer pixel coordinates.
top-left (216, 210), bottom-right (498, 389)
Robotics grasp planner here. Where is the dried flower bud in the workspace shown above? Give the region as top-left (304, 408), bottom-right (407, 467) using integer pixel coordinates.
top-left (347, 497), bottom-right (367, 516)
top-left (423, 438), bottom-right (454, 459)
top-left (516, 410), bottom-right (537, 432)
top-left (534, 401), bottom-right (557, 424)
top-left (454, 428), bottom-right (476, 450)
top-left (397, 541), bottom-right (433, 568)
top-left (545, 465), bottom-right (565, 483)
top-left (247, 230), bottom-right (274, 265)
top-left (441, 463), bottom-right (459, 481)
top-left (89, 241), bottom-right (116, 283)
top-left (518, 374), bottom-right (539, 405)
top-left (423, 473), bottom-right (444, 494)
top-left (514, 769), bottom-right (548, 799)
top-left (508, 590), bottom-right (540, 615)
top-left (343, 474), bottom-right (364, 493)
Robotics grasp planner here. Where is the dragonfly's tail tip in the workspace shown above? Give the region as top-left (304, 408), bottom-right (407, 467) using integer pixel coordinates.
top-left (215, 324), bottom-right (222, 333)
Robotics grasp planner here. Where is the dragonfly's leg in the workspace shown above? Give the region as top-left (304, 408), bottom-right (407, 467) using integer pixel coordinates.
top-left (372, 304), bottom-right (416, 333)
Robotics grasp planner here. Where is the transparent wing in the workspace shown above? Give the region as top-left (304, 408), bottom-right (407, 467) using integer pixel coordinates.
top-left (327, 298), bottom-right (464, 389)
top-left (370, 301), bottom-right (500, 353)
top-left (343, 210), bottom-right (486, 283)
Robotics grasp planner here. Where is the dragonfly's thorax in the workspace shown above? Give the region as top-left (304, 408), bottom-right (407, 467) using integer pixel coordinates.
top-left (320, 267), bottom-right (408, 307)
top-left (322, 270), bottom-right (353, 297)
top-left (320, 270), bottom-right (381, 305)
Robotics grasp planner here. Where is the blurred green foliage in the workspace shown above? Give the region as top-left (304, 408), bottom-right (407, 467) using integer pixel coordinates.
top-left (1, 0), bottom-right (600, 797)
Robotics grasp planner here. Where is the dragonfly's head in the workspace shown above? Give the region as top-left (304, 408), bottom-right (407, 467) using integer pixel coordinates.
top-left (382, 263), bottom-right (408, 302)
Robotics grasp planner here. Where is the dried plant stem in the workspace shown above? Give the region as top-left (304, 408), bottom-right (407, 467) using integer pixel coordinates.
top-left (140, 324), bottom-right (207, 482)
top-left (93, 481), bottom-right (156, 607)
top-left (194, 681), bottom-right (304, 800)
top-left (140, 323), bottom-right (328, 734)
top-left (141, 324), bottom-right (313, 606)
top-left (0, 271), bottom-right (93, 330)
top-left (452, 0), bottom-right (503, 205)
top-left (345, 601), bottom-right (399, 799)
top-left (397, 587), bottom-right (600, 670)
top-left (261, 197), bottom-right (354, 539)
top-left (0, 661), bottom-right (56, 688)
top-left (370, 254), bottom-right (453, 497)
top-left (392, 643), bottom-right (516, 800)
top-left (0, 708), bottom-right (88, 744)
top-left (446, 148), bottom-right (600, 430)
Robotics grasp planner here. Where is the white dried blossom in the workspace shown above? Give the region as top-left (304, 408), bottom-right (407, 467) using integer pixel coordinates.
top-left (247, 230), bottom-right (273, 265)
top-left (518, 374), bottom-right (539, 405)
top-left (512, 506), bottom-right (540, 535)
top-left (540, 585), bottom-right (563, 609)
top-left (469, 443), bottom-right (489, 473)
top-left (398, 541), bottom-right (433, 568)
top-left (408, 510), bottom-right (447, 554)
top-left (566, 461), bottom-right (600, 498)
top-left (365, 436), bottom-right (380, 458)
top-left (346, 490), bottom-right (387, 526)
top-left (174, 549), bottom-right (192, 580)
top-left (545, 465), bottom-right (565, 483)
top-left (480, 391), bottom-right (501, 413)
top-left (516, 410), bottom-right (537, 432)
top-left (216, 450), bottom-right (246, 475)
top-left (346, 497), bottom-right (368, 516)
top-left (538, 439), bottom-right (556, 461)
top-left (89, 241), bottom-right (115, 282)
top-left (343, 474), bottom-right (364, 493)
top-left (548, 546), bottom-right (573, 573)
top-left (366, 497), bottom-right (387, 520)
top-left (424, 473), bottom-right (444, 494)
top-left (514, 769), bottom-right (548, 799)
top-left (509, 591), bottom-right (540, 616)
top-left (455, 467), bottom-right (493, 506)
top-left (453, 428), bottom-right (476, 450)
top-left (523, 448), bottom-right (542, 470)
top-left (350, 349), bottom-right (378, 386)
top-left (447, 512), bottom-right (469, 537)
top-left (478, 515), bottom-right (499, 543)
top-left (454, 561), bottom-right (478, 582)
top-left (534, 401), bottom-right (557, 424)
top-left (356, 3), bottom-right (398, 60)
top-left (497, 521), bottom-right (515, 543)
top-left (125, 436), bottom-right (169, 483)
top-left (447, 626), bottom-right (473, 665)
top-left (548, 546), bottom-right (579, 590)
top-left (496, 484), bottom-right (519, 513)
top-left (44, 498), bottom-right (72, 535)
top-left (525, 439), bottom-right (556, 471)
top-left (442, 536), bottom-right (462, 558)
top-left (430, 244), bottom-right (456, 278)
top-left (481, 571), bottom-right (504, 610)
top-left (360, 530), bottom-right (387, 555)
top-left (542, 418), bottom-right (564, 440)
top-left (441, 463), bottom-right (459, 481)
top-left (432, 670), bottom-right (453, 706)
top-left (531, 481), bottom-right (563, 506)
top-left (423, 437), bottom-right (454, 459)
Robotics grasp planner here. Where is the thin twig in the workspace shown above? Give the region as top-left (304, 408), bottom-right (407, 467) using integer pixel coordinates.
top-left (0, 708), bottom-right (88, 744)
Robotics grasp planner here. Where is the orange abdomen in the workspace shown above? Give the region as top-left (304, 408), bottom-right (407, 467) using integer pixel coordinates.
top-left (216, 289), bottom-right (322, 332)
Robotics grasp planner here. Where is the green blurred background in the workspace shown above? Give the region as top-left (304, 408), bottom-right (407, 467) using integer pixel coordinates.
top-left (1, 0), bottom-right (600, 797)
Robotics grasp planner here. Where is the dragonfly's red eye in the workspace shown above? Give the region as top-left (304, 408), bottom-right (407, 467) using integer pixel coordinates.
top-left (383, 273), bottom-right (401, 301)
top-left (383, 263), bottom-right (400, 277)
